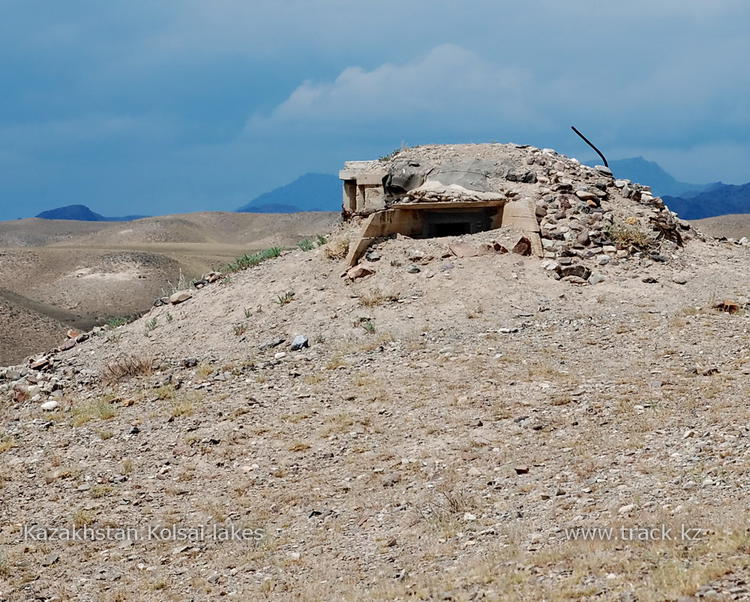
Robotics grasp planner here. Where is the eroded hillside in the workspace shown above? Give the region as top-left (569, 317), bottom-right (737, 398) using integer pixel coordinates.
top-left (2, 147), bottom-right (750, 601)
top-left (0, 212), bottom-right (338, 365)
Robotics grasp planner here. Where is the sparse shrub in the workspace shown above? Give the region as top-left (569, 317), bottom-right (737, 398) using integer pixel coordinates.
top-left (72, 509), bottom-right (94, 527)
top-left (91, 485), bottom-right (114, 498)
top-left (297, 238), bottom-right (316, 251)
top-left (102, 355), bottom-right (153, 383)
top-left (194, 364), bottom-right (214, 380)
top-left (144, 317), bottom-right (158, 333)
top-left (379, 147), bottom-right (401, 162)
top-left (121, 459), bottom-right (134, 474)
top-left (165, 313), bottom-right (173, 323)
top-left (289, 442), bottom-right (311, 452)
top-left (359, 288), bottom-right (399, 307)
top-left (161, 268), bottom-right (190, 297)
top-left (106, 316), bottom-right (133, 329)
top-left (276, 291), bottom-right (295, 306)
top-left (223, 247), bottom-right (282, 274)
top-left (315, 234), bottom-right (327, 246)
top-left (323, 239), bottom-right (349, 260)
top-left (361, 319), bottom-right (376, 334)
top-left (244, 307), bottom-right (252, 319)
top-left (171, 401), bottom-right (194, 417)
top-left (233, 323), bottom-right (248, 336)
top-left (607, 222), bottom-right (654, 251)
top-left (72, 398), bottom-right (116, 426)
top-left (170, 391), bottom-right (204, 417)
top-left (154, 384), bottom-right (176, 401)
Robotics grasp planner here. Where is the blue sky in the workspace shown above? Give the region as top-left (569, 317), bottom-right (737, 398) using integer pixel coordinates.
top-left (1, 0), bottom-right (749, 219)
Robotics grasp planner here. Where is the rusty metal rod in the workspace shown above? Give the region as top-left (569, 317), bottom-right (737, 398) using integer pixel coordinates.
top-left (571, 126), bottom-right (608, 168)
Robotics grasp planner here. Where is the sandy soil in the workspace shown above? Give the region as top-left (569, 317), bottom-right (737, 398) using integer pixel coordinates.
top-left (2, 221), bottom-right (750, 601)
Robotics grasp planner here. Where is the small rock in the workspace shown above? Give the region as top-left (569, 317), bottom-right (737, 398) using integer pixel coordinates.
top-left (512, 236), bottom-right (532, 256)
top-left (346, 265), bottom-right (374, 280)
top-left (41, 400), bottom-right (59, 412)
top-left (575, 190), bottom-right (597, 201)
top-left (170, 291), bottom-right (192, 305)
top-left (618, 504), bottom-right (636, 515)
top-left (290, 335), bottom-right (309, 351)
top-left (260, 338), bottom-right (285, 350)
top-left (672, 274), bottom-right (689, 285)
top-left (407, 265), bottom-right (421, 274)
top-left (557, 265), bottom-right (591, 280)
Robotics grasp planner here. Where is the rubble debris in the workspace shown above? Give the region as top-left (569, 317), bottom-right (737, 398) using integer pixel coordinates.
top-left (337, 143), bottom-right (698, 282)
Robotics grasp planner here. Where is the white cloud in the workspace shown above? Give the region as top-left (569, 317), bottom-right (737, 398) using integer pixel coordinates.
top-left (245, 44), bottom-right (542, 137)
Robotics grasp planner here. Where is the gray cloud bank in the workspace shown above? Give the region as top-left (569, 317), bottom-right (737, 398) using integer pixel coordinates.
top-left (1, 0), bottom-right (748, 218)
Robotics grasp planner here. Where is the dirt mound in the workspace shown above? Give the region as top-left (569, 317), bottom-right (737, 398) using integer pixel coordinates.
top-left (3, 150), bottom-right (750, 600)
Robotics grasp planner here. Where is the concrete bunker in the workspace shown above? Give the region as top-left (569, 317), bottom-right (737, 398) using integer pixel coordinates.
top-left (340, 157), bottom-right (542, 266)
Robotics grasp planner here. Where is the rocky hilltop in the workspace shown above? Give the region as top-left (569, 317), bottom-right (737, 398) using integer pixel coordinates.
top-left (2, 145), bottom-right (750, 601)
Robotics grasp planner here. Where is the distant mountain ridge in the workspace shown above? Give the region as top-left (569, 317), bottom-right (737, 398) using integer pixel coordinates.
top-left (585, 157), bottom-right (750, 220)
top-left (237, 173), bottom-right (341, 213)
top-left (586, 157), bottom-right (708, 197)
top-left (665, 182), bottom-right (750, 220)
top-left (36, 204), bottom-right (147, 222)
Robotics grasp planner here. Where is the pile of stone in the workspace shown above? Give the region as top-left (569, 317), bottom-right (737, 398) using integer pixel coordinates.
top-left (535, 160), bottom-right (694, 284)
top-left (0, 360), bottom-right (71, 408)
top-left (376, 144), bottom-right (697, 285)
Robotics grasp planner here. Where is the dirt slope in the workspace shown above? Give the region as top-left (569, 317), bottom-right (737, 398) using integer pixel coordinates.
top-left (0, 290), bottom-right (70, 364)
top-left (2, 147), bottom-right (750, 601)
top-left (1, 236), bottom-right (750, 600)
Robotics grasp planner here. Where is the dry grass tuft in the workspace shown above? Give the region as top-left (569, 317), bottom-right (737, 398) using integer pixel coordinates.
top-left (359, 288), bottom-right (399, 307)
top-left (102, 355), bottom-right (154, 383)
top-left (72, 398), bottom-right (117, 426)
top-left (0, 435), bottom-right (14, 454)
top-left (608, 221), bottom-right (654, 251)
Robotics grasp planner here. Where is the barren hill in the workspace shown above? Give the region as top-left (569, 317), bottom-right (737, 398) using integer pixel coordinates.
top-left (692, 214), bottom-right (750, 240)
top-left (0, 212), bottom-right (338, 365)
top-left (2, 145), bottom-right (750, 600)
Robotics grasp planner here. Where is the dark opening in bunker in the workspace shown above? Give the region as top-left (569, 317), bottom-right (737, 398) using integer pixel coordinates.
top-left (420, 208), bottom-right (496, 238)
